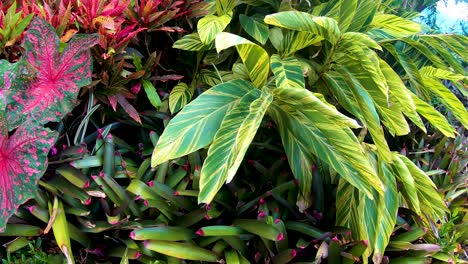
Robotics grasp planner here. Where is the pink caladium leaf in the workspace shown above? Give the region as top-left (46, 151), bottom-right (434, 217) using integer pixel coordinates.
top-left (0, 123), bottom-right (57, 231)
top-left (6, 17), bottom-right (99, 130)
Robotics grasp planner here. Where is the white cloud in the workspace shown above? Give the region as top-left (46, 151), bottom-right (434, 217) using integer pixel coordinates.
top-left (437, 0), bottom-right (468, 22)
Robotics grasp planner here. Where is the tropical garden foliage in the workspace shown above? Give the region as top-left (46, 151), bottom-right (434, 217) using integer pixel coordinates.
top-left (0, 0), bottom-right (467, 263)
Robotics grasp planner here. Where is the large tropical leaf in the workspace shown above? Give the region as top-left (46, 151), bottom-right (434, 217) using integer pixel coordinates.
top-left (269, 98), bottom-right (383, 199)
top-left (336, 0), bottom-right (358, 32)
top-left (264, 11), bottom-right (341, 44)
top-left (347, 0), bottom-right (380, 32)
top-left (411, 93), bottom-right (456, 137)
top-left (369, 14), bottom-right (421, 37)
top-left (199, 88), bottom-right (273, 204)
top-left (151, 79), bottom-right (254, 167)
top-left (337, 159), bottom-right (398, 264)
top-left (172, 33), bottom-right (205, 51)
top-left (270, 55), bottom-right (305, 89)
top-left (269, 29), bottom-right (324, 57)
top-left (6, 17), bottom-right (99, 130)
top-left (169, 82), bottom-right (194, 114)
top-left (197, 13), bottom-right (232, 45)
top-left (392, 154), bottom-right (420, 214)
top-left (215, 32), bottom-right (269, 88)
top-left (239, 14), bottom-right (269, 45)
top-left (215, 0), bottom-right (237, 16)
top-left (0, 123), bottom-right (57, 231)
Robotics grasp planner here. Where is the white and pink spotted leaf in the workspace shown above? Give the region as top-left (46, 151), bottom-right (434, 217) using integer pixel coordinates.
top-left (0, 123), bottom-right (57, 231)
top-left (6, 17), bottom-right (99, 130)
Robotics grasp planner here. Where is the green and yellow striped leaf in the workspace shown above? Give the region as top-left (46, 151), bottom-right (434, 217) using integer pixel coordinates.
top-left (411, 93), bottom-right (456, 137)
top-left (270, 29), bottom-right (324, 57)
top-left (151, 79), bottom-right (254, 167)
top-left (169, 82), bottom-right (194, 114)
top-left (270, 55), bottom-right (305, 89)
top-left (199, 88), bottom-right (273, 204)
top-left (420, 36), bottom-right (465, 74)
top-left (341, 32), bottom-right (381, 50)
top-left (419, 66), bottom-right (467, 82)
top-left (215, 32), bottom-right (269, 88)
top-left (239, 14), bottom-right (269, 45)
top-left (173, 33), bottom-right (205, 51)
top-left (392, 154), bottom-right (420, 214)
top-left (264, 11), bottom-right (341, 44)
top-left (216, 0), bottom-right (237, 16)
top-left (369, 14), bottom-right (421, 37)
top-left (269, 101), bottom-right (383, 200)
top-left (198, 13), bottom-right (232, 45)
top-left (347, 0), bottom-right (380, 32)
top-left (398, 155), bottom-right (447, 221)
top-left (337, 0), bottom-right (358, 32)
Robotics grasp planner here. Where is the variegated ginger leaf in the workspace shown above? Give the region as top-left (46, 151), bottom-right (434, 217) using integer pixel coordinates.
top-left (151, 79), bottom-right (254, 167)
top-left (419, 66), bottom-right (467, 82)
top-left (6, 17), bottom-right (99, 130)
top-left (269, 28), bottom-right (324, 57)
top-left (347, 0), bottom-right (380, 32)
top-left (215, 32), bottom-right (269, 88)
top-left (172, 33), bottom-right (205, 51)
top-left (392, 154), bottom-right (421, 214)
top-left (0, 123), bottom-right (57, 231)
top-left (269, 100), bottom-right (383, 200)
top-left (199, 87), bottom-right (273, 204)
top-left (264, 11), bottom-right (341, 44)
top-left (369, 14), bottom-right (421, 37)
top-left (239, 14), bottom-right (269, 45)
top-left (336, 0), bottom-right (358, 32)
top-left (270, 55), bottom-right (305, 89)
top-left (411, 93), bottom-right (456, 137)
top-left (169, 82), bottom-right (194, 114)
top-left (198, 13), bottom-right (232, 45)
top-left (215, 0), bottom-right (237, 16)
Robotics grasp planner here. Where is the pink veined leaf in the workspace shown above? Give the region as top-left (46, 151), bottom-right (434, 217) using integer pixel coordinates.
top-left (0, 123), bottom-right (57, 232)
top-left (116, 94), bottom-right (141, 124)
top-left (154, 74), bottom-right (184, 82)
top-left (5, 17), bottom-right (99, 131)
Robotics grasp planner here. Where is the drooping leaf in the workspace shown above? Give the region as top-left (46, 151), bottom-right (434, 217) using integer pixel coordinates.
top-left (215, 0), bottom-right (237, 16)
top-left (239, 14), bottom-right (269, 45)
top-left (172, 33), bottom-right (205, 51)
top-left (269, 101), bottom-right (383, 200)
top-left (270, 55), bottom-right (305, 89)
top-left (336, 0), bottom-right (358, 32)
top-left (369, 14), bottom-right (421, 37)
top-left (152, 79), bottom-right (254, 167)
top-left (392, 154), bottom-right (420, 214)
top-left (198, 13), bottom-right (232, 45)
top-left (269, 28), bottom-right (324, 57)
top-left (116, 94), bottom-right (142, 124)
top-left (419, 66), bottom-right (467, 82)
top-left (264, 11), bottom-right (341, 44)
top-left (347, 0), bottom-right (380, 32)
top-left (411, 93), bottom-right (456, 137)
top-left (6, 17), bottom-right (99, 130)
top-left (0, 124), bottom-right (57, 231)
top-left (199, 87), bottom-right (273, 204)
top-left (142, 79), bottom-right (162, 110)
top-left (215, 32), bottom-right (269, 88)
top-left (169, 82), bottom-right (194, 114)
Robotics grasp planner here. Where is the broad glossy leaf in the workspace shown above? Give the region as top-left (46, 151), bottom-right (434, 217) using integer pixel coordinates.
top-left (199, 88), bottom-right (273, 204)
top-left (392, 154), bottom-right (420, 214)
top-left (422, 78), bottom-right (468, 128)
top-left (420, 36), bottom-right (465, 74)
top-left (337, 0), bottom-right (358, 32)
top-left (411, 94), bottom-right (456, 137)
top-left (398, 155), bottom-right (447, 221)
top-left (198, 13), bottom-right (232, 45)
top-left (369, 14), bottom-right (421, 37)
top-left (347, 0), bottom-right (380, 32)
top-left (400, 38), bottom-right (446, 69)
top-left (270, 55), bottom-right (305, 89)
top-left (199, 69), bottom-right (236, 87)
top-left (419, 66), bottom-right (467, 82)
top-left (169, 82), bottom-right (194, 114)
top-left (435, 34), bottom-right (468, 62)
top-left (6, 17), bottom-right (99, 130)
top-left (270, 29), bottom-right (324, 57)
top-left (239, 15), bottom-right (269, 45)
top-left (272, 87), bottom-right (360, 129)
top-left (264, 11), bottom-right (340, 44)
top-left (172, 33), bottom-right (205, 51)
top-left (142, 79), bottom-right (161, 109)
top-left (341, 32), bottom-right (381, 50)
top-left (216, 33), bottom-right (269, 88)
top-left (151, 79), bottom-right (254, 167)
top-left (216, 0), bottom-right (237, 16)
top-left (269, 102), bottom-right (383, 200)
top-left (0, 124), bottom-right (57, 231)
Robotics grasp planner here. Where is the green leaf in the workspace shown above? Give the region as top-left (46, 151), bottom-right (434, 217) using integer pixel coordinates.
top-left (270, 29), bottom-right (324, 57)
top-left (142, 79), bottom-right (162, 109)
top-left (239, 15), bottom-right (269, 45)
top-left (398, 155), bottom-right (447, 221)
top-left (419, 66), bottom-right (467, 82)
top-left (173, 33), bottom-right (205, 51)
top-left (392, 154), bottom-right (420, 214)
top-left (347, 0), bottom-right (380, 32)
top-left (216, 32), bottom-right (269, 88)
top-left (369, 14), bottom-right (421, 37)
top-left (264, 11), bottom-right (341, 44)
top-left (420, 36), bottom-right (465, 74)
top-left (270, 55), bottom-right (305, 89)
top-left (199, 88), bottom-right (273, 204)
top-left (169, 82), bottom-right (194, 114)
top-left (411, 93), bottom-right (456, 137)
top-left (269, 101), bottom-right (383, 200)
top-left (341, 32), bottom-right (381, 50)
top-left (337, 0), bottom-right (358, 32)
top-left (422, 77), bottom-right (468, 128)
top-left (198, 13), bottom-right (232, 45)
top-left (216, 0), bottom-right (236, 16)
top-left (151, 79), bottom-right (254, 167)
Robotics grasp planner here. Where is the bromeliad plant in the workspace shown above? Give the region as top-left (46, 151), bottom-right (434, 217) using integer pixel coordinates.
top-left (0, 17), bottom-right (98, 231)
top-left (152, 0), bottom-right (468, 262)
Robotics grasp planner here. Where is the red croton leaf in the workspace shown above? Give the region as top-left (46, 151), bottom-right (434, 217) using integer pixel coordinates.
top-left (6, 17), bottom-right (99, 130)
top-left (0, 123), bottom-right (57, 231)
